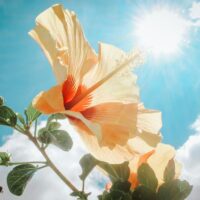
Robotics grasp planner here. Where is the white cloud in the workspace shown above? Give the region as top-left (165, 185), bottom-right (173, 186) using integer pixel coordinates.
top-left (1, 117), bottom-right (200, 200)
top-left (189, 2), bottom-right (200, 26)
top-left (189, 2), bottom-right (200, 19)
top-left (0, 120), bottom-right (108, 200)
top-left (177, 116), bottom-right (200, 200)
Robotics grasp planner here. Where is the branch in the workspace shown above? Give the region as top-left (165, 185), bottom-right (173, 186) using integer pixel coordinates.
top-left (26, 130), bottom-right (79, 193)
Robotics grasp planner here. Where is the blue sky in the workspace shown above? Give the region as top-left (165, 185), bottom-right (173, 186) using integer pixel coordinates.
top-left (0, 0), bottom-right (200, 148)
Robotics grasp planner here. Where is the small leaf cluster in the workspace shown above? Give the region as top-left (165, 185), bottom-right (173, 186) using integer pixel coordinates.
top-left (0, 152), bottom-right (10, 166)
top-left (0, 96), bottom-right (17, 127)
top-left (17, 103), bottom-right (41, 129)
top-left (0, 98), bottom-right (75, 197)
top-left (4, 113), bottom-right (73, 196)
top-left (0, 96), bottom-right (41, 131)
top-left (38, 114), bottom-right (73, 151)
top-left (97, 158), bottom-right (192, 200)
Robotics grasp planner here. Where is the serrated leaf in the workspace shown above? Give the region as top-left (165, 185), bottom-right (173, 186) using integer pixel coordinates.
top-left (132, 185), bottom-right (156, 200)
top-left (0, 106), bottom-right (17, 127)
top-left (25, 104), bottom-right (41, 125)
top-left (157, 179), bottom-right (193, 200)
top-left (79, 154), bottom-right (130, 183)
top-left (137, 163), bottom-right (158, 191)
top-left (0, 152), bottom-right (10, 165)
top-left (164, 159), bottom-right (175, 183)
top-left (7, 164), bottom-right (37, 196)
top-left (47, 121), bottom-right (61, 131)
top-left (50, 130), bottom-right (73, 151)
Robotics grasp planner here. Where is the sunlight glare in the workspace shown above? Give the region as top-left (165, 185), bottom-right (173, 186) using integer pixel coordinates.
top-left (134, 6), bottom-right (189, 57)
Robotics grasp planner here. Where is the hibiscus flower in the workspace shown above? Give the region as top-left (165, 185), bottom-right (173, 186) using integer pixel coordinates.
top-left (29, 4), bottom-right (162, 163)
top-left (128, 143), bottom-right (181, 189)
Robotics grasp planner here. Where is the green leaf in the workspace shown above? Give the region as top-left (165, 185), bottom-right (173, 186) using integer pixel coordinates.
top-left (50, 130), bottom-right (73, 151)
top-left (111, 180), bottom-right (131, 193)
top-left (137, 163), bottom-right (158, 192)
top-left (47, 121), bottom-right (61, 131)
top-left (0, 96), bottom-right (4, 106)
top-left (98, 161), bottom-right (130, 183)
top-left (99, 185), bottom-right (132, 200)
top-left (71, 191), bottom-right (90, 200)
top-left (164, 159), bottom-right (175, 183)
top-left (0, 106), bottom-right (17, 127)
top-left (0, 152), bottom-right (10, 165)
top-left (109, 190), bottom-right (131, 200)
top-left (132, 185), bottom-right (156, 200)
top-left (38, 119), bottom-right (72, 151)
top-left (38, 128), bottom-right (51, 144)
top-left (79, 154), bottom-right (130, 182)
top-left (79, 154), bottom-right (97, 181)
top-left (157, 179), bottom-right (193, 200)
top-left (98, 191), bottom-right (111, 200)
top-left (7, 164), bottom-right (37, 196)
top-left (16, 113), bottom-right (26, 126)
top-left (47, 113), bottom-right (66, 123)
top-left (25, 103), bottom-right (41, 125)
top-left (104, 181), bottom-right (132, 200)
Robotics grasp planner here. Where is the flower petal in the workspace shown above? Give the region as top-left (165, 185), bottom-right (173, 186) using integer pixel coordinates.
top-left (82, 102), bottom-right (162, 148)
top-left (147, 143), bottom-right (181, 185)
top-left (67, 116), bottom-right (135, 164)
top-left (81, 103), bottom-right (138, 147)
top-left (64, 103), bottom-right (162, 163)
top-left (33, 85), bottom-right (65, 114)
top-left (29, 4), bottom-right (97, 84)
top-left (137, 103), bottom-right (162, 134)
top-left (82, 43), bottom-right (142, 107)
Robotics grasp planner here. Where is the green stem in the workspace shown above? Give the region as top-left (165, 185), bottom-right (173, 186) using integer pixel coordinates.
top-left (38, 164), bottom-right (48, 170)
top-left (8, 161), bottom-right (47, 166)
top-left (34, 119), bottom-right (38, 138)
top-left (26, 130), bottom-right (79, 193)
top-left (82, 180), bottom-right (85, 192)
top-left (14, 125), bottom-right (25, 134)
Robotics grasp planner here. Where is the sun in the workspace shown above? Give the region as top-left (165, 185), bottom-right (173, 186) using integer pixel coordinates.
top-left (133, 6), bottom-right (189, 57)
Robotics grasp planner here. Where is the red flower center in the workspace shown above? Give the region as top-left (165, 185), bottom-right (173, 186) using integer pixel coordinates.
top-left (62, 75), bottom-right (92, 112)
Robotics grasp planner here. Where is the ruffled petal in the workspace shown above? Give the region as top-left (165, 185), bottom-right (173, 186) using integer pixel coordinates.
top-left (33, 85), bottom-right (65, 114)
top-left (29, 4), bottom-right (97, 84)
